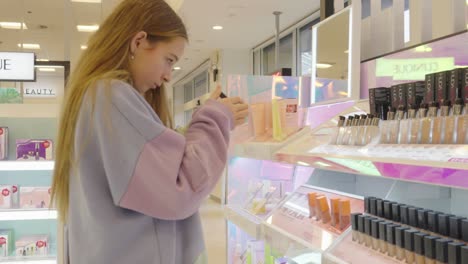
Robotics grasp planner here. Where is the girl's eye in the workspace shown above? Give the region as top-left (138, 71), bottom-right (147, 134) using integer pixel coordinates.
top-left (167, 58), bottom-right (174, 64)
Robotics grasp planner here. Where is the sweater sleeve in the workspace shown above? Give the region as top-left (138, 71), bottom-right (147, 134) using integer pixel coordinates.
top-left (90, 80), bottom-right (234, 220)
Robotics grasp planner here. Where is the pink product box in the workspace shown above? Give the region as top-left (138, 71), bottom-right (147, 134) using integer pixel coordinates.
top-left (0, 185), bottom-right (19, 209)
top-left (15, 235), bottom-right (48, 257)
top-left (19, 187), bottom-right (51, 209)
top-left (16, 139), bottom-right (53, 161)
top-left (0, 127), bottom-right (8, 160)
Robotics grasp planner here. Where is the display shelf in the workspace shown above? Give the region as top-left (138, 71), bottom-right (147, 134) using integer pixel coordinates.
top-left (231, 127), bottom-right (312, 161)
top-left (0, 210), bottom-right (57, 221)
top-left (322, 230), bottom-right (400, 264)
top-left (263, 185), bottom-right (364, 254)
top-left (0, 162), bottom-right (54, 172)
top-left (224, 205), bottom-right (263, 239)
top-left (0, 256), bottom-right (56, 264)
top-left (276, 138), bottom-right (468, 189)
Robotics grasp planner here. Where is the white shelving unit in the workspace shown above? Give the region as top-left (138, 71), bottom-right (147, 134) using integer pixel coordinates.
top-left (0, 210), bottom-right (57, 221)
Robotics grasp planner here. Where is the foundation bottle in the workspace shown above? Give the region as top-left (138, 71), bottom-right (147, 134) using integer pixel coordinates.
top-left (444, 99), bottom-right (463, 144)
top-left (330, 198), bottom-right (341, 228)
top-left (432, 101), bottom-right (449, 144)
top-left (307, 192), bottom-right (317, 218)
top-left (435, 239), bottom-right (452, 264)
top-left (401, 205), bottom-right (410, 225)
top-left (392, 203), bottom-right (401, 222)
top-left (389, 105), bottom-right (406, 144)
top-left (405, 229), bottom-right (418, 264)
top-left (455, 104), bottom-right (467, 144)
top-left (448, 216), bottom-right (464, 240)
top-left (424, 236), bottom-right (438, 264)
top-left (351, 213), bottom-right (362, 242)
top-left (379, 221), bottom-right (389, 254)
top-left (415, 232), bottom-right (429, 264)
top-left (420, 102), bottom-right (438, 144)
top-left (387, 224), bottom-right (399, 258)
top-left (365, 217), bottom-right (374, 247)
top-left (331, 116), bottom-right (346, 145)
top-left (408, 106), bottom-right (420, 144)
top-left (338, 200), bottom-right (351, 230)
top-left (417, 209), bottom-right (430, 231)
top-left (372, 219), bottom-right (384, 251)
top-left (428, 211), bottom-right (440, 234)
top-left (377, 199), bottom-right (385, 218)
top-left (317, 196), bottom-right (331, 224)
top-left (341, 116), bottom-right (354, 145)
top-left (396, 226), bottom-right (410, 261)
top-left (438, 214), bottom-right (451, 237)
top-left (409, 207), bottom-right (419, 228)
top-left (448, 242), bottom-right (465, 264)
top-left (417, 104), bottom-right (429, 144)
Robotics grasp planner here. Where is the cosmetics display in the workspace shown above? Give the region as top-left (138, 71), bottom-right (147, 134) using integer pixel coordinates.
top-left (15, 235), bottom-right (49, 257)
top-left (16, 139), bottom-right (53, 161)
top-left (0, 127), bottom-right (8, 160)
top-left (19, 187), bottom-right (51, 209)
top-left (308, 193), bottom-right (352, 231)
top-left (0, 230), bottom-right (13, 258)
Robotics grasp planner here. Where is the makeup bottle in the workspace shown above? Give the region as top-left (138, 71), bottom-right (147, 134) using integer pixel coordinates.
top-left (348, 115), bottom-right (361, 145)
top-left (365, 217), bottom-right (374, 247)
top-left (339, 200), bottom-right (351, 230)
top-left (405, 230), bottom-right (418, 264)
top-left (370, 197), bottom-right (378, 216)
top-left (428, 212), bottom-right (439, 235)
top-left (399, 106), bottom-right (412, 144)
top-left (409, 207), bottom-right (419, 228)
top-left (379, 221), bottom-right (389, 254)
top-left (372, 219), bottom-right (384, 250)
top-left (384, 201), bottom-right (393, 220)
top-left (448, 242), bottom-right (465, 264)
top-left (445, 99), bottom-right (464, 144)
top-left (438, 214), bottom-right (451, 237)
top-left (417, 209), bottom-right (429, 231)
top-left (315, 195), bottom-right (325, 221)
top-left (449, 217), bottom-right (464, 240)
top-left (364, 196), bottom-right (373, 214)
top-left (396, 226), bottom-right (410, 261)
top-left (435, 239), bottom-right (452, 264)
top-left (330, 198), bottom-right (341, 228)
top-left (392, 203), bottom-right (402, 222)
top-left (401, 205), bottom-right (410, 225)
top-left (437, 100), bottom-right (451, 144)
top-left (351, 213), bottom-right (362, 242)
top-left (382, 107), bottom-right (396, 144)
top-left (455, 103), bottom-right (467, 144)
top-left (390, 106), bottom-right (406, 144)
top-left (353, 114), bottom-right (367, 146)
top-left (461, 219), bottom-right (468, 243)
top-left (408, 105), bottom-right (420, 144)
top-left (387, 224), bottom-right (399, 257)
top-left (417, 104), bottom-right (429, 144)
top-left (307, 193), bottom-right (317, 218)
top-left (331, 116), bottom-right (346, 145)
top-left (377, 199), bottom-right (385, 218)
top-left (415, 233), bottom-right (429, 264)
top-left (365, 117), bottom-right (381, 145)
top-left (425, 236), bottom-right (438, 264)
top-left (420, 102), bottom-right (439, 144)
top-left (336, 116), bottom-right (348, 145)
top-left (317, 196), bottom-right (331, 224)
top-left (341, 116), bottom-right (354, 145)
top-left (358, 215), bottom-right (366, 244)
top-left (460, 246), bottom-right (468, 264)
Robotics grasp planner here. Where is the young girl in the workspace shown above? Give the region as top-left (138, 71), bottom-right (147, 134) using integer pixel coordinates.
top-left (50, 0), bottom-right (248, 263)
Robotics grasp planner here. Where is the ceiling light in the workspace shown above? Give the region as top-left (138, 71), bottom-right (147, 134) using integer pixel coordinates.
top-left (71, 0), bottom-right (101, 3)
top-left (38, 68), bottom-right (56, 72)
top-left (17, 43), bottom-right (40, 49)
top-left (316, 63), bottom-right (333, 69)
top-left (81, 45), bottom-right (88, 50)
top-left (212, 25), bottom-right (223, 30)
top-left (77, 25), bottom-right (99, 32)
top-left (0, 22), bottom-right (27, 29)
top-left (173, 67), bottom-right (181, 70)
top-left (36, 59), bottom-right (49, 62)
top-left (34, 65), bottom-right (63, 69)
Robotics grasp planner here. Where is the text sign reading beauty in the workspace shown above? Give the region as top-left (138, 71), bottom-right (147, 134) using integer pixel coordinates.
top-left (0, 52), bottom-right (35, 81)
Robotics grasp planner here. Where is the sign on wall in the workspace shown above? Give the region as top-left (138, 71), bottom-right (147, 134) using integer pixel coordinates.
top-left (0, 52), bottom-right (35, 81)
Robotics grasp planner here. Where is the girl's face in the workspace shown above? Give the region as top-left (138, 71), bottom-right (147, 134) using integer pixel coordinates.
top-left (129, 32), bottom-right (186, 95)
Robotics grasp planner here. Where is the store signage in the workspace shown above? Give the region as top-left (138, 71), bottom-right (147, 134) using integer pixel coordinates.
top-left (24, 88), bottom-right (55, 97)
top-left (376, 57), bottom-right (454, 81)
top-left (0, 52), bottom-right (35, 81)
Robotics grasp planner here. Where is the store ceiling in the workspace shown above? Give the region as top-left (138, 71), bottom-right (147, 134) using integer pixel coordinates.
top-left (0, 0), bottom-right (320, 80)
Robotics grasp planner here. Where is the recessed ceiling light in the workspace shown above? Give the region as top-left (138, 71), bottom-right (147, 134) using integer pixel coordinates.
top-left (316, 63), bottom-right (333, 69)
top-left (173, 67), bottom-right (181, 70)
top-left (38, 68), bottom-right (55, 72)
top-left (81, 45), bottom-right (88, 50)
top-left (77, 25), bottom-right (99, 32)
top-left (71, 0), bottom-right (101, 3)
top-left (0, 22), bottom-right (27, 30)
top-left (212, 25), bottom-right (223, 30)
top-left (17, 43), bottom-right (40, 49)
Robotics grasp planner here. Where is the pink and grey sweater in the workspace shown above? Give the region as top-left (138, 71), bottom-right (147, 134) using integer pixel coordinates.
top-left (66, 80), bottom-right (233, 263)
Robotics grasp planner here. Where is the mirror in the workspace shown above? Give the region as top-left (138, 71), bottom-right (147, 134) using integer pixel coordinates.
top-left (311, 5), bottom-right (361, 104)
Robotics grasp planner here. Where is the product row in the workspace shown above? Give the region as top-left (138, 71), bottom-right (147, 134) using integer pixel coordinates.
top-left (0, 231), bottom-right (50, 258)
top-left (0, 128), bottom-right (53, 160)
top-left (0, 185), bottom-right (51, 209)
top-left (307, 193), bottom-right (351, 231)
top-left (369, 67), bottom-right (468, 121)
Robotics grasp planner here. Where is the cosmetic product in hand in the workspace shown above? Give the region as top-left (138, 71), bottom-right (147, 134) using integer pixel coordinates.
top-left (415, 233), bottom-right (429, 264)
top-left (449, 217), bottom-right (464, 240)
top-left (421, 102), bottom-right (439, 144)
top-left (405, 230), bottom-right (418, 264)
top-left (307, 193), bottom-right (317, 218)
top-left (396, 226), bottom-right (410, 261)
top-left (0, 127), bottom-right (8, 160)
top-left (448, 242), bottom-right (465, 264)
top-left (351, 213), bottom-right (361, 242)
top-left (425, 236), bottom-right (438, 264)
top-left (330, 198), bottom-right (340, 228)
top-left (387, 224), bottom-right (399, 257)
top-left (435, 239), bottom-right (452, 264)
top-left (317, 196), bottom-right (331, 224)
top-left (372, 219), bottom-right (384, 250)
top-left (379, 222), bottom-right (389, 254)
top-left (339, 200), bottom-right (351, 230)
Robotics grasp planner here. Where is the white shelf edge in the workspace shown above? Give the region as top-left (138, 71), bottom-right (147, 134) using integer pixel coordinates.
top-left (0, 210), bottom-right (57, 221)
top-left (0, 258), bottom-right (56, 264)
top-left (0, 161), bottom-right (55, 171)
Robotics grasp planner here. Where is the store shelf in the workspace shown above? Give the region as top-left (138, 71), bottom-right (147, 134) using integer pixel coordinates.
top-left (232, 127), bottom-right (312, 161)
top-left (0, 161), bottom-right (54, 171)
top-left (0, 256), bottom-right (56, 264)
top-left (275, 130), bottom-right (468, 189)
top-left (0, 210), bottom-right (57, 221)
top-left (322, 231), bottom-right (400, 264)
top-left (224, 205), bottom-right (263, 239)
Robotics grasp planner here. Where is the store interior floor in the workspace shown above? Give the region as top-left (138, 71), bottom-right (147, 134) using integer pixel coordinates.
top-left (200, 198), bottom-right (227, 264)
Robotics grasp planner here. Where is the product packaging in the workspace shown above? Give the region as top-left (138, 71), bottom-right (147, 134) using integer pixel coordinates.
top-left (0, 230), bottom-right (13, 258)
top-left (16, 140), bottom-right (53, 161)
top-left (369, 87), bottom-right (390, 118)
top-left (435, 71), bottom-right (449, 106)
top-left (19, 187), bottom-right (51, 209)
top-left (425, 73), bottom-right (436, 104)
top-left (0, 186), bottom-right (12, 209)
top-left (0, 127), bottom-right (8, 160)
top-left (15, 235), bottom-right (48, 257)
